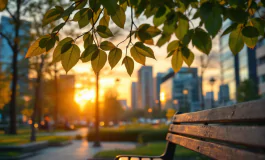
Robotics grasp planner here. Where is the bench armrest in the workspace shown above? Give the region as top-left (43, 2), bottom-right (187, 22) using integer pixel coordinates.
top-left (115, 155), bottom-right (163, 160)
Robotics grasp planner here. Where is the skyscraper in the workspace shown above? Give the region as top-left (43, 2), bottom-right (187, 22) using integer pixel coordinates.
top-left (137, 66), bottom-right (154, 109)
top-left (220, 20), bottom-right (258, 102)
top-left (131, 82), bottom-right (137, 109)
top-left (160, 68), bottom-right (200, 112)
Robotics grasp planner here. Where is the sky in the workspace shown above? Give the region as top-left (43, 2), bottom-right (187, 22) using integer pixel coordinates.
top-left (0, 4), bottom-right (223, 108)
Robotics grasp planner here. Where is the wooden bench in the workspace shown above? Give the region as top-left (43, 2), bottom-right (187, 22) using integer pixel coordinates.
top-left (115, 99), bottom-right (265, 160)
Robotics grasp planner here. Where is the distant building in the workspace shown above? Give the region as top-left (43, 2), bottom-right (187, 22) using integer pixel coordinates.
top-left (0, 16), bottom-right (31, 96)
top-left (153, 73), bottom-right (163, 109)
top-left (131, 82), bottom-right (137, 109)
top-left (137, 66), bottom-right (154, 109)
top-left (218, 84), bottom-right (230, 106)
top-left (160, 68), bottom-right (200, 112)
top-left (220, 20), bottom-right (258, 102)
top-left (205, 92), bottom-right (214, 109)
top-left (118, 99), bottom-right (129, 110)
top-left (256, 39), bottom-right (265, 97)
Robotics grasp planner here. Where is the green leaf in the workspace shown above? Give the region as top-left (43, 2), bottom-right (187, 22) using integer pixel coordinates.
top-left (52, 37), bottom-right (73, 63)
top-left (75, 0), bottom-right (87, 9)
top-left (43, 7), bottom-right (63, 26)
top-left (201, 4), bottom-right (222, 37)
top-left (73, 8), bottom-right (92, 28)
top-left (192, 28), bottom-right (212, 55)
top-left (221, 23), bottom-right (238, 37)
top-left (130, 46), bottom-right (146, 65)
top-left (108, 48), bottom-right (122, 69)
top-left (171, 50), bottom-right (183, 73)
top-left (167, 50), bottom-right (174, 58)
top-left (100, 41), bottom-right (115, 51)
top-left (175, 13), bottom-right (189, 40)
top-left (226, 8), bottom-right (248, 23)
top-left (167, 40), bottom-right (180, 53)
top-left (89, 0), bottom-right (100, 12)
top-left (46, 38), bottom-right (56, 52)
top-left (61, 44), bottom-right (80, 73)
top-left (251, 18), bottom-right (265, 35)
top-left (61, 41), bottom-right (73, 53)
top-left (181, 47), bottom-right (194, 67)
top-left (25, 35), bottom-right (50, 58)
top-left (62, 5), bottom-right (75, 21)
top-left (99, 0), bottom-right (118, 15)
top-left (80, 44), bottom-right (98, 62)
top-left (0, 0), bottom-right (8, 11)
top-left (153, 6), bottom-right (170, 26)
top-left (99, 14), bottom-right (110, 27)
top-left (242, 26), bottom-right (259, 38)
top-left (132, 42), bottom-right (156, 59)
top-left (91, 49), bottom-right (107, 73)
top-left (156, 34), bottom-right (171, 47)
top-left (182, 30), bottom-right (194, 46)
top-left (96, 25), bottom-right (113, 38)
top-left (83, 33), bottom-right (93, 49)
top-left (111, 6), bottom-right (126, 28)
top-left (122, 56), bottom-right (134, 76)
top-left (243, 35), bottom-right (258, 49)
top-left (52, 23), bottom-right (65, 33)
top-left (137, 24), bottom-right (161, 45)
top-left (229, 27), bottom-right (244, 55)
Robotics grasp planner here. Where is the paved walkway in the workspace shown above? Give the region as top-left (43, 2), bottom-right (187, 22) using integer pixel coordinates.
top-left (26, 140), bottom-right (136, 160)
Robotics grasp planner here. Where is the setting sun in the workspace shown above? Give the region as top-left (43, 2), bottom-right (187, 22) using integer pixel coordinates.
top-left (75, 89), bottom-right (95, 111)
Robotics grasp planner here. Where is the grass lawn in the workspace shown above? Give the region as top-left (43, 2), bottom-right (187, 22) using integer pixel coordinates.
top-left (94, 142), bottom-right (208, 159)
top-left (0, 134), bottom-right (72, 146)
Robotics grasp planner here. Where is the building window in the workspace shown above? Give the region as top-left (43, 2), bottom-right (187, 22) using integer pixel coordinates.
top-left (258, 55), bottom-right (265, 66)
top-left (260, 74), bottom-right (265, 83)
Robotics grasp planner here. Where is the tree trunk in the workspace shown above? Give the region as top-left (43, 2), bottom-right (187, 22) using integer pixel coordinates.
top-left (53, 63), bottom-right (58, 129)
top-left (30, 56), bottom-right (44, 142)
top-left (93, 72), bottom-right (100, 147)
top-left (9, 0), bottom-right (21, 135)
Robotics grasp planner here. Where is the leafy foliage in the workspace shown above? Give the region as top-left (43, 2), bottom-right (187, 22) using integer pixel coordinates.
top-left (22, 0), bottom-right (265, 75)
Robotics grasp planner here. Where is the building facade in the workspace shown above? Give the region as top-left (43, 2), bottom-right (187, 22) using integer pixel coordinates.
top-left (131, 82), bottom-right (138, 109)
top-left (256, 39), bottom-right (265, 97)
top-left (218, 84), bottom-right (230, 105)
top-left (160, 68), bottom-right (200, 112)
top-left (220, 20), bottom-right (258, 103)
top-left (137, 66), bottom-right (154, 109)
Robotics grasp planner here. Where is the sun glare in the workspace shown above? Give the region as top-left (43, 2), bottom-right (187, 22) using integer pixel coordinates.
top-left (75, 89), bottom-right (95, 111)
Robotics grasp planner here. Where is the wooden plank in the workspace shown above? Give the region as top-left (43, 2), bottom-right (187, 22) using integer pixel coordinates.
top-left (166, 133), bottom-right (265, 160)
top-left (169, 124), bottom-right (265, 148)
top-left (173, 99), bottom-right (265, 123)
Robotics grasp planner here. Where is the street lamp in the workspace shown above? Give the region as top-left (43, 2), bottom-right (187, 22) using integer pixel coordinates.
top-left (182, 89), bottom-right (189, 112)
top-left (209, 77), bottom-right (216, 108)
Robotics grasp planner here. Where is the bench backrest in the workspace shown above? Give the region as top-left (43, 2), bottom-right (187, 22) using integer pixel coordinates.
top-left (166, 99), bottom-right (265, 160)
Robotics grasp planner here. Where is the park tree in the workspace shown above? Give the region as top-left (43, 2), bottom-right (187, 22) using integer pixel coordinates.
top-left (103, 88), bottom-right (124, 125)
top-left (0, 0), bottom-right (32, 134)
top-left (237, 79), bottom-right (260, 102)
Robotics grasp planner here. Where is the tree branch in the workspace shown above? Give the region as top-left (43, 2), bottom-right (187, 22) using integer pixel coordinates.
top-left (6, 7), bottom-right (17, 22)
top-left (0, 32), bottom-right (14, 51)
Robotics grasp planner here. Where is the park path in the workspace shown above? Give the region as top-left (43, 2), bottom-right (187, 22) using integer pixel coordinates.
top-left (26, 140), bottom-right (136, 160)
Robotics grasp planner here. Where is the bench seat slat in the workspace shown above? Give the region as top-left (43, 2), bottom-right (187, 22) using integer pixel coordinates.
top-left (169, 124), bottom-right (265, 148)
top-left (166, 133), bottom-right (265, 160)
top-left (173, 99), bottom-right (265, 123)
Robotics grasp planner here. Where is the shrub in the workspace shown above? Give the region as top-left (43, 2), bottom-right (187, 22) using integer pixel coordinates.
top-left (87, 127), bottom-right (168, 142)
top-left (138, 129), bottom-right (168, 144)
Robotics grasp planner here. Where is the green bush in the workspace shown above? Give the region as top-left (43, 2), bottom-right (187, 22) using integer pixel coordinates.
top-left (87, 126), bottom-right (168, 142)
top-left (87, 129), bottom-right (146, 142)
top-left (138, 129), bottom-right (168, 144)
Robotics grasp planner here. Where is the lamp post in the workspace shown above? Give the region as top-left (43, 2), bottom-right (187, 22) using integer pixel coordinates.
top-left (182, 89), bottom-right (189, 112)
top-left (209, 77), bottom-right (216, 108)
